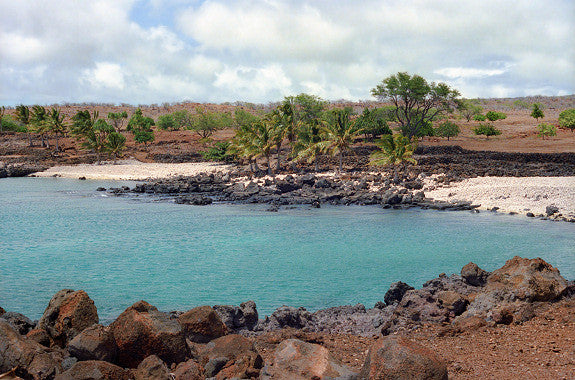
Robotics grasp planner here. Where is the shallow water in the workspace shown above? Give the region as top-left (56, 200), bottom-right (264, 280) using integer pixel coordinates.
top-left (1, 177), bottom-right (573, 322)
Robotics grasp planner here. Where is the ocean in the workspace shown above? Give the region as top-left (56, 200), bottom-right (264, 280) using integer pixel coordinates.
top-left (1, 177), bottom-right (573, 322)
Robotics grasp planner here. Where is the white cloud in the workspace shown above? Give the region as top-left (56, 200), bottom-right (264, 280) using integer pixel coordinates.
top-left (82, 62), bottom-right (126, 90)
top-left (0, 0), bottom-right (573, 105)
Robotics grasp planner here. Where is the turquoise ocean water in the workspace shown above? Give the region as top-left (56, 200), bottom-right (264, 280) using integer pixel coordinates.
top-left (1, 177), bottom-right (573, 322)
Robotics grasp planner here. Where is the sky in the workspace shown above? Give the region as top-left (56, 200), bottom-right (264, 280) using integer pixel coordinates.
top-left (0, 0), bottom-right (573, 106)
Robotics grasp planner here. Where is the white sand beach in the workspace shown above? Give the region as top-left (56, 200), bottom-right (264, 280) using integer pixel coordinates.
top-left (425, 176), bottom-right (575, 218)
top-left (33, 159), bottom-right (231, 181)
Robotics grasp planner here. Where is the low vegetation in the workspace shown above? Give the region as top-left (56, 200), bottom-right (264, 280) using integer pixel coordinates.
top-left (474, 123), bottom-right (502, 138)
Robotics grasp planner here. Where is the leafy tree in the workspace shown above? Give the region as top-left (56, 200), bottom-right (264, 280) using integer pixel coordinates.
top-left (127, 108), bottom-right (155, 133)
top-left (187, 107), bottom-right (231, 141)
top-left (230, 120), bottom-right (276, 174)
top-left (473, 114), bottom-right (487, 121)
top-left (558, 109), bottom-right (575, 132)
top-left (530, 104), bottom-right (544, 121)
top-left (459, 100), bottom-right (483, 122)
top-left (537, 123), bottom-right (556, 139)
top-left (371, 72), bottom-right (461, 139)
top-left (355, 108), bottom-right (393, 141)
top-left (107, 111), bottom-right (128, 132)
top-left (294, 119), bottom-right (323, 172)
top-left (172, 110), bottom-right (193, 130)
top-left (369, 134), bottom-right (416, 183)
top-left (316, 108), bottom-right (362, 173)
top-left (47, 107), bottom-right (67, 151)
top-left (233, 109), bottom-right (262, 130)
top-left (105, 132), bottom-right (127, 163)
top-left (435, 121), bottom-right (461, 141)
top-left (1, 115), bottom-right (27, 133)
top-left (474, 123), bottom-right (502, 138)
top-left (288, 93), bottom-right (327, 124)
top-left (82, 119), bottom-right (115, 162)
top-left (415, 121), bottom-right (435, 138)
top-left (485, 111), bottom-right (507, 121)
top-left (157, 114), bottom-right (177, 131)
top-left (134, 130), bottom-right (155, 145)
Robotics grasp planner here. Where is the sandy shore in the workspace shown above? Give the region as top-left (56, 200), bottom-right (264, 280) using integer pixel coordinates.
top-left (425, 176), bottom-right (575, 218)
top-left (32, 159), bottom-right (231, 181)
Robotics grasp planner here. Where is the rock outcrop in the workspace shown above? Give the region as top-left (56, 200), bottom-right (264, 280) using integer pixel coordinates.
top-left (37, 289), bottom-right (99, 347)
top-left (177, 305), bottom-right (227, 343)
top-left (67, 324), bottom-right (117, 362)
top-left (360, 336), bottom-right (448, 380)
top-left (109, 300), bottom-right (188, 368)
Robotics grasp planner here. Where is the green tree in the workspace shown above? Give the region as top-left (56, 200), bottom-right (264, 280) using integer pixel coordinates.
top-left (558, 109), bottom-right (575, 132)
top-left (474, 123), bottom-right (502, 138)
top-left (82, 119), bottom-right (115, 162)
top-left (172, 110), bottom-right (193, 130)
top-left (230, 119), bottom-right (277, 174)
top-left (47, 107), bottom-right (67, 152)
top-left (71, 110), bottom-right (99, 138)
top-left (369, 134), bottom-right (417, 183)
top-left (157, 114), bottom-right (176, 131)
top-left (200, 141), bottom-right (235, 162)
top-left (105, 132), bottom-right (127, 163)
top-left (15, 105), bottom-right (33, 146)
top-left (530, 104), bottom-right (544, 121)
top-left (294, 119), bottom-right (323, 172)
top-left (127, 108), bottom-right (155, 146)
top-left (371, 72), bottom-right (461, 139)
top-left (355, 107), bottom-right (393, 141)
top-left (233, 109), bottom-right (262, 130)
top-left (188, 107), bottom-right (231, 142)
top-left (537, 123), bottom-right (556, 139)
top-left (30, 105), bottom-right (50, 147)
top-left (459, 100), bottom-right (483, 122)
top-left (316, 108), bottom-right (362, 173)
top-left (435, 120), bottom-right (461, 141)
top-left (107, 111), bottom-right (128, 132)
top-left (485, 111), bottom-right (507, 122)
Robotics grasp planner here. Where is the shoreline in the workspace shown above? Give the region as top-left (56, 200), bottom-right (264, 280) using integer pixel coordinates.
top-left (28, 160), bottom-right (575, 222)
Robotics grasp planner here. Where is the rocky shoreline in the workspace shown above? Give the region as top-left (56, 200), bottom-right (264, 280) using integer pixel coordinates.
top-left (1, 256), bottom-right (573, 379)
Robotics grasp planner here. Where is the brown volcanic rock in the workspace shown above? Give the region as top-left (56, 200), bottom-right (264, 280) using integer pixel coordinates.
top-left (485, 256), bottom-right (568, 302)
top-left (26, 328), bottom-right (51, 347)
top-left (199, 334), bottom-right (263, 379)
top-left (109, 300), bottom-right (188, 368)
top-left (37, 289), bottom-right (99, 347)
top-left (0, 320), bottom-right (63, 379)
top-left (68, 324), bottom-right (117, 362)
top-left (261, 338), bottom-right (357, 380)
top-left (360, 335), bottom-right (448, 380)
top-left (173, 359), bottom-right (204, 380)
top-left (55, 360), bottom-right (130, 380)
top-left (134, 355), bottom-right (171, 380)
top-left (461, 262), bottom-right (489, 286)
top-left (177, 305), bottom-right (227, 343)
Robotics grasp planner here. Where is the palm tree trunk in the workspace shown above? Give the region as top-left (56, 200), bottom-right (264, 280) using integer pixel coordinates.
top-left (267, 154), bottom-right (273, 176)
top-left (314, 157), bottom-right (319, 172)
top-left (55, 135), bottom-right (59, 152)
top-left (338, 151), bottom-right (343, 173)
top-left (276, 143), bottom-right (282, 172)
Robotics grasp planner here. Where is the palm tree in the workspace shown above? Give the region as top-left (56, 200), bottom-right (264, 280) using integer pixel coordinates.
top-left (71, 110), bottom-right (99, 139)
top-left (30, 105), bottom-right (49, 147)
top-left (316, 108), bottom-right (362, 173)
top-left (82, 119), bottom-right (114, 163)
top-left (369, 134), bottom-right (417, 183)
top-left (15, 105), bottom-right (33, 146)
top-left (230, 120), bottom-right (276, 175)
top-left (47, 108), bottom-right (67, 152)
top-left (294, 120), bottom-right (323, 172)
top-left (105, 132), bottom-right (127, 163)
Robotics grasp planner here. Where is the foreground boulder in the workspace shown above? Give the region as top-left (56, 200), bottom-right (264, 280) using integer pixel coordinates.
top-left (172, 359), bottom-right (204, 379)
top-left (67, 324), bottom-right (117, 362)
top-left (55, 360), bottom-right (130, 380)
top-left (360, 336), bottom-right (448, 380)
top-left (461, 262), bottom-right (489, 286)
top-left (177, 305), bottom-right (227, 343)
top-left (465, 256), bottom-right (569, 323)
top-left (134, 355), bottom-right (171, 380)
top-left (261, 338), bottom-right (357, 380)
top-left (0, 320), bottom-right (63, 379)
top-left (0, 312), bottom-right (35, 335)
top-left (37, 289), bottom-right (99, 347)
top-left (213, 301), bottom-right (258, 332)
top-left (198, 334), bottom-right (263, 379)
top-left (109, 300), bottom-right (188, 368)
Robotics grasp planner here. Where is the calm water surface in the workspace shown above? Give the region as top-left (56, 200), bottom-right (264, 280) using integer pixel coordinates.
top-left (1, 177), bottom-right (573, 322)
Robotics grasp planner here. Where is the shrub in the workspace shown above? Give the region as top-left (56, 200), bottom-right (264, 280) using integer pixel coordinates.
top-left (485, 111), bottom-right (507, 121)
top-left (434, 121), bottom-right (461, 141)
top-left (1, 116), bottom-right (27, 132)
top-left (134, 129), bottom-right (154, 145)
top-left (157, 114), bottom-right (177, 131)
top-left (199, 141), bottom-right (235, 162)
top-left (530, 104), bottom-right (544, 121)
top-left (558, 108), bottom-right (575, 132)
top-left (537, 123), bottom-right (556, 139)
top-left (474, 123), bottom-right (502, 137)
top-left (473, 114), bottom-right (487, 121)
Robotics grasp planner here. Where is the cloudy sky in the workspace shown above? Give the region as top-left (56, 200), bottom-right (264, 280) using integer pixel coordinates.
top-left (1, 0), bottom-right (573, 106)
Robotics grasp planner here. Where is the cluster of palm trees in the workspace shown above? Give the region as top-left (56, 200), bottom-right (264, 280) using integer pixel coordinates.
top-left (13, 105), bottom-right (128, 163)
top-left (229, 95), bottom-right (416, 175)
